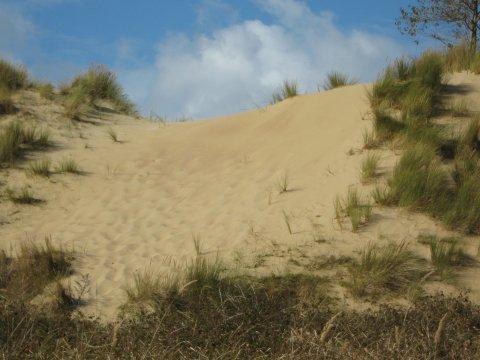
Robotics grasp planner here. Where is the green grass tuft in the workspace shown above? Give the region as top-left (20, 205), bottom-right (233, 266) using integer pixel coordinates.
top-left (64, 65), bottom-right (136, 117)
top-left (0, 58), bottom-right (28, 91)
top-left (0, 122), bottom-right (24, 163)
top-left (334, 188), bottom-right (372, 232)
top-left (345, 241), bottom-right (426, 298)
top-left (323, 72), bottom-right (357, 90)
top-left (37, 83), bottom-right (55, 100)
top-left (56, 158), bottom-right (82, 175)
top-left (4, 185), bottom-right (38, 205)
top-left (389, 144), bottom-right (450, 211)
top-left (271, 80), bottom-right (298, 104)
top-left (371, 184), bottom-right (394, 206)
top-left (27, 157), bottom-right (51, 177)
top-left (448, 99), bottom-right (470, 117)
top-left (360, 153), bottom-right (380, 183)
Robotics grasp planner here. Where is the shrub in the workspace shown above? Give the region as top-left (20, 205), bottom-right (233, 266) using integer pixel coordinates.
top-left (323, 72), bottom-right (357, 90)
top-left (345, 241), bottom-right (426, 298)
top-left (334, 188), bottom-right (372, 232)
top-left (0, 58), bottom-right (28, 91)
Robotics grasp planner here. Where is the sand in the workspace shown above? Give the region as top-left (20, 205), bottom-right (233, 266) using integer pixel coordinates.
top-left (1, 77), bottom-right (479, 319)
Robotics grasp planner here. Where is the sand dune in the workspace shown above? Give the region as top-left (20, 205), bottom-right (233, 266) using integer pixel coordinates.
top-left (1, 78), bottom-right (479, 319)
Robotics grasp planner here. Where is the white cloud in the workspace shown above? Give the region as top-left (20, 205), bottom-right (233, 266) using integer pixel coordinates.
top-left (124, 0), bottom-right (405, 119)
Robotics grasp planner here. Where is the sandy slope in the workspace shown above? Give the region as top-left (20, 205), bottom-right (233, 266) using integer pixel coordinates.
top-left (0, 80), bottom-right (479, 319)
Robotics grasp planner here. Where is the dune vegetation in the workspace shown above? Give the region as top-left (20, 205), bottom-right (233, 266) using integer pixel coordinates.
top-left (363, 44), bottom-right (480, 235)
top-left (1, 42), bottom-right (480, 358)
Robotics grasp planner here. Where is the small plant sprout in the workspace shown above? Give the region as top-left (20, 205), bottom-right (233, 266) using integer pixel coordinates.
top-left (277, 171), bottom-right (290, 194)
top-left (283, 210), bottom-right (294, 235)
top-left (107, 127), bottom-right (119, 142)
top-left (192, 233), bottom-right (203, 256)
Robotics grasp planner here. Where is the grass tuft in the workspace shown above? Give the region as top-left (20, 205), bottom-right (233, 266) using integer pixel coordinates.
top-left (27, 157), bottom-right (51, 177)
top-left (0, 122), bottom-right (24, 163)
top-left (371, 184), bottom-right (394, 206)
top-left (271, 80), bottom-right (298, 104)
top-left (56, 158), bottom-right (82, 175)
top-left (420, 236), bottom-right (474, 279)
top-left (64, 65), bottom-right (136, 117)
top-left (323, 72), bottom-right (357, 90)
top-left (37, 83), bottom-right (55, 100)
top-left (360, 153), bottom-right (380, 183)
top-left (0, 58), bottom-right (28, 91)
top-left (4, 185), bottom-right (38, 204)
top-left (345, 241), bottom-right (426, 298)
top-left (448, 99), bottom-right (470, 117)
top-left (334, 188), bottom-right (372, 232)
top-left (388, 144), bottom-right (450, 211)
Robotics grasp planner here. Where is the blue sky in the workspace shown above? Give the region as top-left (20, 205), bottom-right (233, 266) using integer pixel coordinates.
top-left (0, 0), bottom-right (427, 118)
